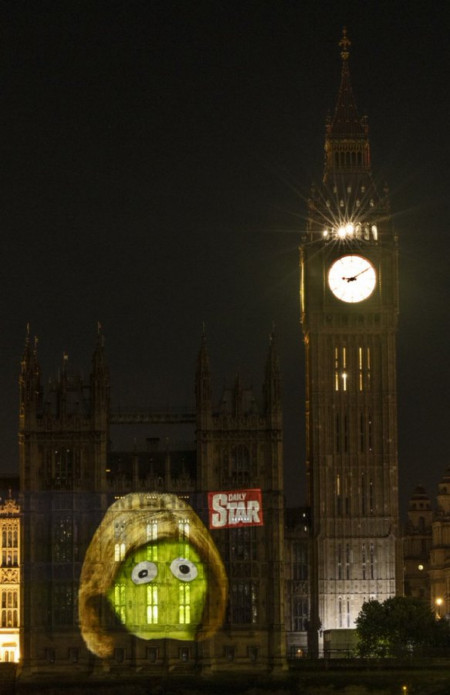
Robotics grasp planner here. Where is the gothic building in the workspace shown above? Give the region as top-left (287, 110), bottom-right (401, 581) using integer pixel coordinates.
top-left (300, 29), bottom-right (401, 653)
top-left (17, 30), bottom-right (408, 675)
top-left (0, 486), bottom-right (20, 663)
top-left (19, 327), bottom-right (288, 674)
top-left (429, 468), bottom-right (450, 619)
top-left (403, 486), bottom-right (432, 602)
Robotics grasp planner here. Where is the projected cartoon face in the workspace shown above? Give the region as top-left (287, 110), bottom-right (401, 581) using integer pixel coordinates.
top-left (106, 540), bottom-right (207, 641)
top-left (78, 493), bottom-right (228, 658)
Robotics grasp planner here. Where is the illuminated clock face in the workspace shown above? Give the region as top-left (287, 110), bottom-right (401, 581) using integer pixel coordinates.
top-left (328, 255), bottom-right (376, 303)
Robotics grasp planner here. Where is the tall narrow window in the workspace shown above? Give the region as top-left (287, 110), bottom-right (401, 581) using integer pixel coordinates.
top-left (361, 473), bottom-right (366, 515)
top-left (113, 583), bottom-right (126, 624)
top-left (293, 543), bottom-right (308, 580)
top-left (358, 347), bottom-right (363, 391)
top-left (293, 598), bottom-right (308, 631)
top-left (336, 475), bottom-right (342, 515)
top-left (345, 544), bottom-right (351, 580)
top-left (230, 581), bottom-right (258, 624)
top-left (179, 584), bottom-right (191, 625)
top-left (146, 520), bottom-right (158, 562)
top-left (114, 521), bottom-right (126, 562)
top-left (338, 597), bottom-right (342, 628)
top-left (337, 544), bottom-right (342, 580)
top-left (362, 544), bottom-right (366, 580)
top-left (146, 585), bottom-right (158, 624)
top-left (369, 481), bottom-right (374, 514)
top-left (54, 516), bottom-right (73, 563)
top-left (370, 543), bottom-right (375, 579)
top-left (342, 346), bottom-right (347, 391)
top-left (53, 583), bottom-right (74, 626)
top-left (334, 347), bottom-right (348, 391)
top-left (334, 347), bottom-right (339, 391)
top-left (360, 414), bottom-right (365, 452)
top-left (178, 518), bottom-right (190, 558)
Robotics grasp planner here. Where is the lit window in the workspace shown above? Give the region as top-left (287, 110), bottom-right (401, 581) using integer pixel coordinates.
top-left (114, 542), bottom-right (126, 562)
top-left (146, 585), bottom-right (158, 624)
top-left (358, 347), bottom-right (363, 391)
top-left (114, 521), bottom-right (126, 561)
top-left (113, 584), bottom-right (126, 624)
top-left (179, 583), bottom-right (191, 624)
top-left (178, 519), bottom-right (191, 557)
top-left (146, 521), bottom-right (158, 561)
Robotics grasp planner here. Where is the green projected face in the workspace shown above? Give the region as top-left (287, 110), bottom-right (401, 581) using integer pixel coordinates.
top-left (106, 540), bottom-right (207, 641)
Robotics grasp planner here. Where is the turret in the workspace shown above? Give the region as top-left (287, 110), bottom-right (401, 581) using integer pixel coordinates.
top-left (436, 468), bottom-right (450, 517)
top-left (195, 329), bottom-right (212, 428)
top-left (263, 331), bottom-right (282, 426)
top-left (406, 485), bottom-right (433, 532)
top-left (90, 323), bottom-right (109, 426)
top-left (19, 326), bottom-right (42, 426)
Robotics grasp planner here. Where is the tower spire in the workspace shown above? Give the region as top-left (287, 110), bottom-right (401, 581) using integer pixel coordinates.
top-left (339, 25), bottom-right (351, 61)
top-left (329, 27), bottom-right (364, 138)
top-left (320, 28), bottom-right (372, 187)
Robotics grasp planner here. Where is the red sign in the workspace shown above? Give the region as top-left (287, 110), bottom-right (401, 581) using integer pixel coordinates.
top-left (208, 489), bottom-right (264, 529)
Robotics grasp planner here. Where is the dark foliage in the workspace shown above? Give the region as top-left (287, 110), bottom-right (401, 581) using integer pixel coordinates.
top-left (356, 596), bottom-right (450, 657)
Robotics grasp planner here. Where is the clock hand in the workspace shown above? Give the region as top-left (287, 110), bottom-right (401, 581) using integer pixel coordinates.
top-left (342, 267), bottom-right (370, 283)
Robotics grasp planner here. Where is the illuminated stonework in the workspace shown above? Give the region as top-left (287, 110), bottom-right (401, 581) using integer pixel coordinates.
top-left (300, 31), bottom-right (400, 654)
top-left (0, 493), bottom-right (20, 663)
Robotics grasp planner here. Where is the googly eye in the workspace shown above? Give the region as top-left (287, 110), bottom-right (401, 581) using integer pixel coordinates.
top-left (170, 557), bottom-right (198, 582)
top-left (131, 561), bottom-right (158, 585)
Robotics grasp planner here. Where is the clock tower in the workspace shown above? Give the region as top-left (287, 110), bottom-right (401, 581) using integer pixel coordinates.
top-left (300, 30), bottom-right (401, 653)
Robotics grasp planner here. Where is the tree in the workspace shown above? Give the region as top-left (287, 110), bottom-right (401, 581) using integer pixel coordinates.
top-left (356, 597), bottom-right (450, 657)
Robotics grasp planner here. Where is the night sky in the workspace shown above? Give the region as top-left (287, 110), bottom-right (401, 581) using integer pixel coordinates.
top-left (1, 1), bottom-right (449, 514)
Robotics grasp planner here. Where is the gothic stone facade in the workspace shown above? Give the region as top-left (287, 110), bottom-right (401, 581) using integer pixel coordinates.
top-left (19, 330), bottom-right (291, 675)
top-left (300, 31), bottom-right (401, 654)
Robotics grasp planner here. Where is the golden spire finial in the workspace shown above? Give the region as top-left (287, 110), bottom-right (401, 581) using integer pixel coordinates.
top-left (339, 26), bottom-right (351, 61)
